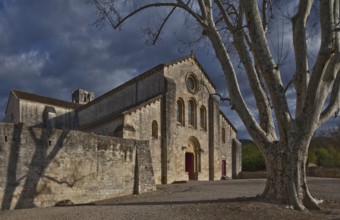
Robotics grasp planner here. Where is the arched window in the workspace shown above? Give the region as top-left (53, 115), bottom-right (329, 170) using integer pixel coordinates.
top-left (188, 99), bottom-right (197, 127)
top-left (222, 127), bottom-right (226, 143)
top-left (200, 106), bottom-right (207, 130)
top-left (177, 98), bottom-right (185, 125)
top-left (152, 120), bottom-right (158, 138)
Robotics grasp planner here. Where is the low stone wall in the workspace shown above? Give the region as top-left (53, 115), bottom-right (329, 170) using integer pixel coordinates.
top-left (238, 171), bottom-right (267, 179)
top-left (307, 167), bottom-right (340, 178)
top-left (0, 123), bottom-right (155, 210)
top-left (238, 168), bottom-right (340, 179)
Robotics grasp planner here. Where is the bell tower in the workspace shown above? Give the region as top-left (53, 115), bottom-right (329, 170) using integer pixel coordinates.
top-left (72, 89), bottom-right (95, 104)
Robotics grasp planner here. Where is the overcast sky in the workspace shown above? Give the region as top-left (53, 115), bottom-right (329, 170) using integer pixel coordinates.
top-left (0, 1), bottom-right (338, 139)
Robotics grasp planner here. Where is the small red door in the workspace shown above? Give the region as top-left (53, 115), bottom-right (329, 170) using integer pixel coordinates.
top-left (222, 160), bottom-right (226, 176)
top-left (185, 152), bottom-right (194, 180)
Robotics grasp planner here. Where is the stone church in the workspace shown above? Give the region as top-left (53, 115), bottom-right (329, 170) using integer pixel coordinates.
top-left (3, 54), bottom-right (241, 187)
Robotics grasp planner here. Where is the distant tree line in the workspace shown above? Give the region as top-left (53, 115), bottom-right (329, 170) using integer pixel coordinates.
top-left (308, 127), bottom-right (340, 167)
top-left (242, 126), bottom-right (340, 171)
top-left (241, 139), bottom-right (266, 171)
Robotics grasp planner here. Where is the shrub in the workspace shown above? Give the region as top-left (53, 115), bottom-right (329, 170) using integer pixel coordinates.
top-left (308, 147), bottom-right (340, 167)
top-left (315, 148), bottom-right (332, 167)
top-left (242, 142), bottom-right (266, 171)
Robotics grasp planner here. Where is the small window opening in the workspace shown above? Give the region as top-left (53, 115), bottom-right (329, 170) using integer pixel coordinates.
top-left (152, 120), bottom-right (158, 138)
top-left (5, 136), bottom-right (8, 142)
top-left (49, 140), bottom-right (52, 146)
top-left (124, 150), bottom-right (127, 161)
top-left (222, 127), bottom-right (226, 143)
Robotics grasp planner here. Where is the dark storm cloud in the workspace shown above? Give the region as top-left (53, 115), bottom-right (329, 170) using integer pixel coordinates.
top-left (0, 1), bottom-right (241, 130)
top-left (5, 0), bottom-right (330, 139)
top-left (0, 1), bottom-right (184, 111)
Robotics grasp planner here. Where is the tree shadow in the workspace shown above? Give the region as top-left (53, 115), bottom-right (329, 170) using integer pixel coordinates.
top-left (1, 106), bottom-right (71, 210)
top-left (14, 126), bottom-right (69, 209)
top-left (96, 196), bottom-right (278, 207)
top-left (1, 123), bottom-right (24, 210)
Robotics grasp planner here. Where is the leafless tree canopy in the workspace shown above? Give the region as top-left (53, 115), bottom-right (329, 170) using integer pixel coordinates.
top-left (92, 0), bottom-right (340, 211)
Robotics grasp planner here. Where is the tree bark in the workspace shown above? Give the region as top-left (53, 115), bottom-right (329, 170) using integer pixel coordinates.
top-left (261, 139), bottom-right (321, 211)
top-left (92, 0), bottom-right (340, 212)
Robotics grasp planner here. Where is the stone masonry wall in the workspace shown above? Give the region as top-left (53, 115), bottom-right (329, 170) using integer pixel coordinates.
top-left (123, 98), bottom-right (162, 184)
top-left (3, 93), bottom-right (20, 124)
top-left (0, 123), bottom-right (155, 210)
top-left (77, 70), bottom-right (164, 128)
top-left (164, 59), bottom-right (214, 183)
top-left (19, 100), bottom-right (77, 129)
top-left (85, 116), bottom-right (125, 137)
top-left (217, 115), bottom-right (235, 179)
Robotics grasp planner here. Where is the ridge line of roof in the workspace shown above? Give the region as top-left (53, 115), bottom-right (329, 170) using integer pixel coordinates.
top-left (220, 110), bottom-right (237, 132)
top-left (11, 89), bottom-right (81, 109)
top-left (76, 64), bottom-right (164, 111)
top-left (163, 53), bottom-right (217, 90)
top-left (78, 53), bottom-right (217, 111)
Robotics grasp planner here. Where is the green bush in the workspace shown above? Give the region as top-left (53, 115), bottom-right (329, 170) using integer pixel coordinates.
top-left (316, 148), bottom-right (332, 166)
top-left (309, 131), bottom-right (340, 168)
top-left (308, 147), bottom-right (340, 167)
top-left (242, 142), bottom-right (266, 171)
top-left (308, 150), bottom-right (317, 165)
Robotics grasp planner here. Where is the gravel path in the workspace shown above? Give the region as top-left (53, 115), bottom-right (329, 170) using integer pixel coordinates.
top-left (1, 178), bottom-right (340, 220)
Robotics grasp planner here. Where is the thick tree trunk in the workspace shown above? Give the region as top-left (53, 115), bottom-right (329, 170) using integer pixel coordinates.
top-left (261, 141), bottom-right (321, 211)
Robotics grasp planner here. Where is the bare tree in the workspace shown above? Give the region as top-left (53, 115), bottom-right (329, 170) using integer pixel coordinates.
top-left (92, 0), bottom-right (340, 211)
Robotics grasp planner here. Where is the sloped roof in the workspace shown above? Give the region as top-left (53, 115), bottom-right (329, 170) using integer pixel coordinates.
top-left (76, 64), bottom-right (164, 111)
top-left (164, 53), bottom-right (216, 90)
top-left (77, 53), bottom-right (216, 111)
top-left (220, 110), bottom-right (237, 132)
top-left (11, 89), bottom-right (81, 109)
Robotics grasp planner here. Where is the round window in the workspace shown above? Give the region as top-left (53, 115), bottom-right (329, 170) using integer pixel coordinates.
top-left (186, 74), bottom-right (198, 93)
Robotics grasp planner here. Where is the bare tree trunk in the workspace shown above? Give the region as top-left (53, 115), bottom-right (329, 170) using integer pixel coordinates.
top-left (261, 138), bottom-right (321, 211)
top-left (92, 0), bottom-right (340, 212)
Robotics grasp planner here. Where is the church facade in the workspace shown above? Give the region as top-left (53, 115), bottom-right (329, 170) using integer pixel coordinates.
top-left (4, 54), bottom-right (241, 185)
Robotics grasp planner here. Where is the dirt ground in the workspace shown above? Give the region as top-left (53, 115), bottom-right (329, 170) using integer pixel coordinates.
top-left (1, 177), bottom-right (340, 220)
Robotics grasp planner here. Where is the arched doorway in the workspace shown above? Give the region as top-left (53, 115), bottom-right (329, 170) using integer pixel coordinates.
top-left (185, 137), bottom-right (201, 180)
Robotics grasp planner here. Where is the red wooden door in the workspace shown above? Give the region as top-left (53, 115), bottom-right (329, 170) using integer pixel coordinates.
top-left (222, 160), bottom-right (226, 176)
top-left (185, 153), bottom-right (194, 180)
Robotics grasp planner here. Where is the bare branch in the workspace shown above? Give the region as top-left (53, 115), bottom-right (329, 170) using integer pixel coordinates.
top-left (214, 0), bottom-right (234, 30)
top-left (319, 72), bottom-right (340, 125)
top-left (303, 0), bottom-right (336, 125)
top-left (334, 0), bottom-right (340, 52)
top-left (262, 0), bottom-right (269, 33)
top-left (151, 6), bottom-right (177, 45)
top-left (93, 0), bottom-right (206, 30)
top-left (241, 0), bottom-right (291, 139)
top-left (216, 1), bottom-right (275, 136)
top-left (291, 0), bottom-right (313, 118)
top-left (204, 1), bottom-right (275, 146)
top-left (284, 78), bottom-right (294, 94)
top-left (92, 0), bottom-right (121, 30)
top-left (198, 0), bottom-right (207, 21)
top-left (200, 80), bottom-right (231, 103)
